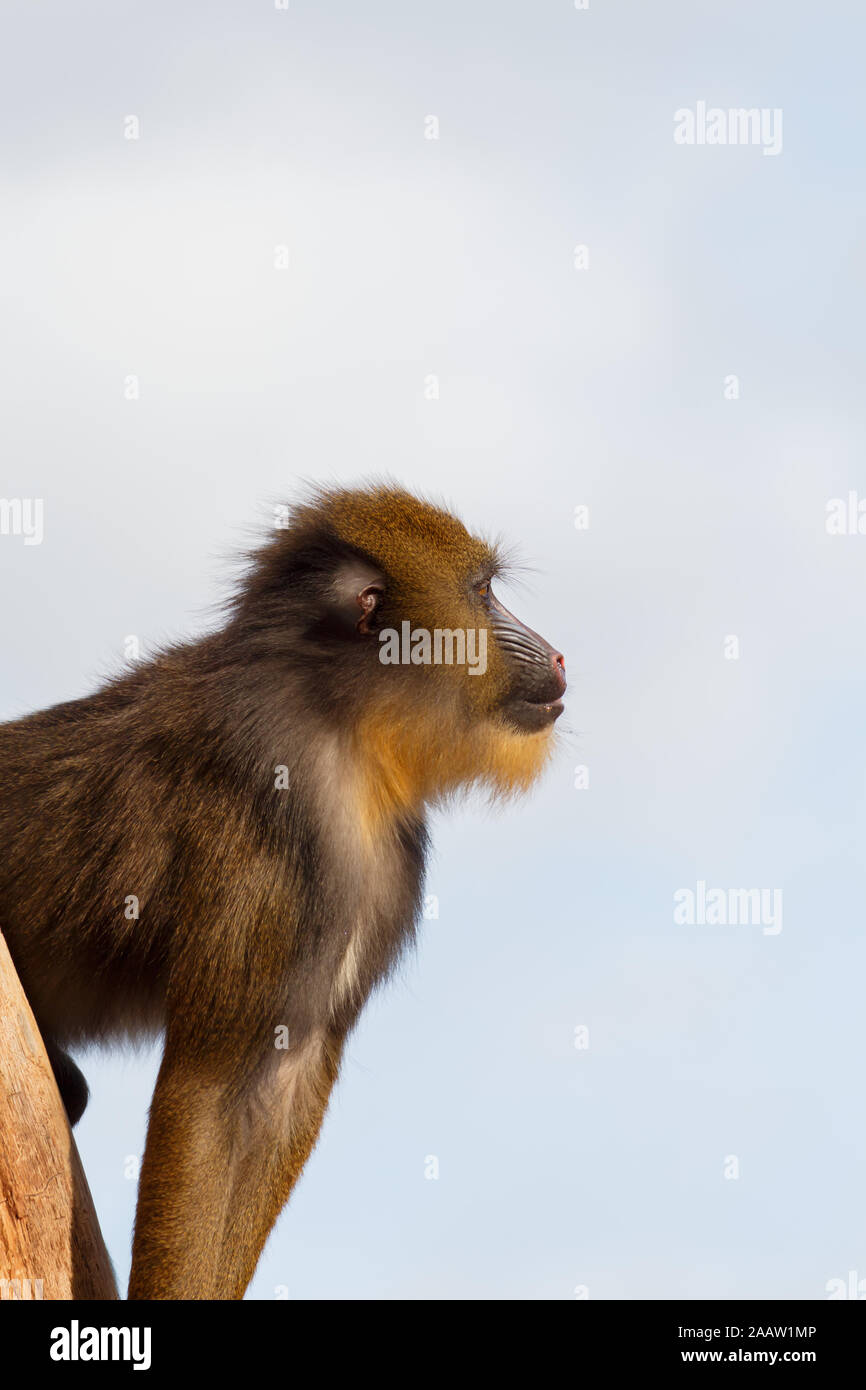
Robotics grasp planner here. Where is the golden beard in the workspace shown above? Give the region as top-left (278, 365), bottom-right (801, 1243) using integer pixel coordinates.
top-left (353, 695), bottom-right (555, 835)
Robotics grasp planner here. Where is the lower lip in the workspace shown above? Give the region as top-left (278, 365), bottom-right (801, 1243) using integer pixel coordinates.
top-left (523, 699), bottom-right (564, 719)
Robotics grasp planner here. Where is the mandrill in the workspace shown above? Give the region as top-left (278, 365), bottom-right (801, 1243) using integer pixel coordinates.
top-left (0, 484), bottom-right (566, 1299)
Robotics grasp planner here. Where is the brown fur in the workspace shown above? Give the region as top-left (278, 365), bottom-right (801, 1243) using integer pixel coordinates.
top-left (0, 483), bottom-right (565, 1298)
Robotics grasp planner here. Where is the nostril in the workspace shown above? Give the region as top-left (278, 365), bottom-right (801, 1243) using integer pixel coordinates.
top-left (552, 652), bottom-right (566, 690)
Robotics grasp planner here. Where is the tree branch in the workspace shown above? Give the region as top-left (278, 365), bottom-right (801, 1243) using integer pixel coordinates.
top-left (0, 929), bottom-right (118, 1300)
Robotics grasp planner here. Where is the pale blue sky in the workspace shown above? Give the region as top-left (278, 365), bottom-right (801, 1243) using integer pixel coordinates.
top-left (1, 0), bottom-right (864, 1298)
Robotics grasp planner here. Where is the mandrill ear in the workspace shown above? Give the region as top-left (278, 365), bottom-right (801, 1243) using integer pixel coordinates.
top-left (322, 558), bottom-right (386, 637)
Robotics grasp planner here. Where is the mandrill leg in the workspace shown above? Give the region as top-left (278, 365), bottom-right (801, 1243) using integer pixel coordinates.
top-left (215, 1028), bottom-right (345, 1300)
top-left (127, 1027), bottom-right (343, 1300)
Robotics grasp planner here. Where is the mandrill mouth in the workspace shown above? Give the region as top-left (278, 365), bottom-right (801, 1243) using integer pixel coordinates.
top-left (504, 695), bottom-right (565, 734)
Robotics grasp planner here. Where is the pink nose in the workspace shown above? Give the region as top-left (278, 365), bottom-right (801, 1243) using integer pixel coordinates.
top-left (552, 652), bottom-right (566, 691)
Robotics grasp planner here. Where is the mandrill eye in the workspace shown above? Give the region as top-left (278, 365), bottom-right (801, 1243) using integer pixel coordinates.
top-left (476, 581), bottom-right (491, 600)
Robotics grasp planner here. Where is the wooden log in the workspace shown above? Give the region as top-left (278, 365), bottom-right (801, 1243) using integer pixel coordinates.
top-left (0, 928), bottom-right (118, 1299)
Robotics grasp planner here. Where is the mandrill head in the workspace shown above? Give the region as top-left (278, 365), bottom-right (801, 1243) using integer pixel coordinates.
top-left (233, 483), bottom-right (566, 817)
